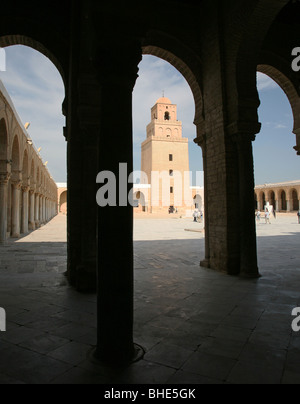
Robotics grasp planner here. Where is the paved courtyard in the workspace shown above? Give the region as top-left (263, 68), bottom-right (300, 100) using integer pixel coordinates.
top-left (0, 213), bottom-right (299, 384)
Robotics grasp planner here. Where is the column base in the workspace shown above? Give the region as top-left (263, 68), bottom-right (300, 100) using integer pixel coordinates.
top-left (89, 343), bottom-right (145, 368)
top-left (240, 269), bottom-right (262, 279)
top-left (200, 259), bottom-right (210, 269)
top-left (29, 222), bottom-right (36, 231)
top-left (11, 233), bottom-right (20, 239)
top-left (67, 264), bottom-right (97, 293)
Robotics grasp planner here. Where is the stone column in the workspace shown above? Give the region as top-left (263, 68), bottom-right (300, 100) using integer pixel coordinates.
top-left (0, 174), bottom-right (9, 243)
top-left (94, 41), bottom-right (143, 365)
top-left (35, 194), bottom-right (40, 228)
top-left (235, 133), bottom-right (260, 278)
top-left (257, 200), bottom-right (262, 212)
top-left (287, 199), bottom-right (291, 212)
top-left (194, 131), bottom-right (210, 268)
top-left (39, 195), bottom-right (43, 224)
top-left (43, 197), bottom-right (46, 223)
top-left (29, 190), bottom-right (35, 231)
top-left (11, 181), bottom-right (21, 238)
top-left (21, 186), bottom-right (29, 234)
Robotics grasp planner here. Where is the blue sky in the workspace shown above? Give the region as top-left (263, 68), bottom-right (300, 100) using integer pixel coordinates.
top-left (0, 46), bottom-right (299, 185)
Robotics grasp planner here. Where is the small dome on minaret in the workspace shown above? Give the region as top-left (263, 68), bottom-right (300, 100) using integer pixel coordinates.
top-left (156, 97), bottom-right (172, 105)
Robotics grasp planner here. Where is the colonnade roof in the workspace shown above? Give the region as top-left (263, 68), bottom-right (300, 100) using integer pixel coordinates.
top-left (255, 180), bottom-right (300, 189)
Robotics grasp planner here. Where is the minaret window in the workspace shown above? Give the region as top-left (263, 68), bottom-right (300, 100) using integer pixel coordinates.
top-left (164, 111), bottom-right (170, 121)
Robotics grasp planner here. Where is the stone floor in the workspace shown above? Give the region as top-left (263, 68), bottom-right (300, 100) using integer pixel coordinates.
top-left (0, 213), bottom-right (300, 384)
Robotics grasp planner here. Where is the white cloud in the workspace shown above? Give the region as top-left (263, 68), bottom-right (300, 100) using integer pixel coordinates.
top-left (0, 45), bottom-right (66, 182)
top-left (133, 55), bottom-right (196, 146)
top-left (257, 72), bottom-right (278, 92)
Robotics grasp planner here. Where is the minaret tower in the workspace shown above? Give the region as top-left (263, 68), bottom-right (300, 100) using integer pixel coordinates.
top-left (141, 96), bottom-right (190, 213)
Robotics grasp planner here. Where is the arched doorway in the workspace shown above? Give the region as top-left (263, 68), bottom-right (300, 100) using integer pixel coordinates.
top-left (0, 118), bottom-right (8, 243)
top-left (194, 194), bottom-right (203, 211)
top-left (269, 191), bottom-right (276, 211)
top-left (281, 190), bottom-right (287, 211)
top-left (59, 191), bottom-right (67, 214)
top-left (260, 192), bottom-right (266, 212)
top-left (291, 189), bottom-right (299, 211)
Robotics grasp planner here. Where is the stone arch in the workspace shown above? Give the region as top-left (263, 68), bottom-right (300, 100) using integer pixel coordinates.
top-left (22, 149), bottom-right (29, 186)
top-left (36, 167), bottom-right (40, 187)
top-left (0, 118), bottom-right (8, 163)
top-left (261, 192), bottom-right (266, 211)
top-left (280, 190), bottom-right (287, 211)
top-left (11, 135), bottom-right (20, 180)
top-left (133, 191), bottom-right (147, 213)
top-left (59, 191), bottom-right (67, 214)
top-left (290, 189), bottom-right (299, 211)
top-left (30, 159), bottom-right (35, 187)
top-left (0, 35), bottom-right (66, 86)
top-left (257, 65), bottom-right (300, 151)
top-left (142, 31), bottom-right (203, 127)
top-left (268, 190), bottom-right (276, 210)
top-left (193, 194), bottom-right (203, 211)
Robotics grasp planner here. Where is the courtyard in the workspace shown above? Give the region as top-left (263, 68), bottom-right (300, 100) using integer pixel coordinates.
top-left (0, 213), bottom-right (299, 384)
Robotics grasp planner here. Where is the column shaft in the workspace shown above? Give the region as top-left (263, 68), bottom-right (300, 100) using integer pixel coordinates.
top-left (11, 183), bottom-right (21, 238)
top-left (29, 191), bottom-right (35, 230)
top-left (95, 45), bottom-right (142, 365)
top-left (0, 175), bottom-right (9, 243)
top-left (236, 135), bottom-right (260, 278)
top-left (21, 187), bottom-right (29, 234)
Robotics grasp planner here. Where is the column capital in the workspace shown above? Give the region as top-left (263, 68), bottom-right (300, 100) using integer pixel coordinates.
top-left (12, 180), bottom-right (22, 189)
top-left (231, 131), bottom-right (257, 146)
top-left (22, 186), bottom-right (30, 193)
top-left (227, 120), bottom-right (261, 142)
top-left (0, 173), bottom-right (10, 184)
top-left (194, 133), bottom-right (207, 148)
top-left (95, 39), bottom-right (143, 90)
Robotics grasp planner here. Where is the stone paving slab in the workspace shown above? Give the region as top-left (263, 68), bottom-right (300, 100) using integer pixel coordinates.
top-left (0, 214), bottom-right (299, 384)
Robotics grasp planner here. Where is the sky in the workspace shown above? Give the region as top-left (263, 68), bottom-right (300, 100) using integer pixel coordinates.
top-left (0, 45), bottom-right (299, 186)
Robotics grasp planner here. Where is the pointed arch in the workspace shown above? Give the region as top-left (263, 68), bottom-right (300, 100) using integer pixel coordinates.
top-left (22, 149), bottom-right (29, 186)
top-left (142, 30), bottom-right (203, 127)
top-left (0, 118), bottom-right (8, 161)
top-left (11, 135), bottom-right (20, 180)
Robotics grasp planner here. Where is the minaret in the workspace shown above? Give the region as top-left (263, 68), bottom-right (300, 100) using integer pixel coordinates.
top-left (141, 97), bottom-right (190, 213)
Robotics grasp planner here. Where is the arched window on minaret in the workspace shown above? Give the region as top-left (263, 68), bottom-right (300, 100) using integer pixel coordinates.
top-left (164, 111), bottom-right (170, 121)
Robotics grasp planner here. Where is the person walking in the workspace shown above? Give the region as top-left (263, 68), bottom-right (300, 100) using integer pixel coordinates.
top-left (256, 210), bottom-right (261, 223)
top-left (193, 210), bottom-right (198, 222)
top-left (297, 210), bottom-right (300, 224)
top-left (265, 209), bottom-right (271, 224)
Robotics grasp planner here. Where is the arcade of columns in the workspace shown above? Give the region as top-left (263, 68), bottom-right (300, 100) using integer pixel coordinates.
top-left (255, 181), bottom-right (300, 212)
top-left (0, 81), bottom-right (57, 244)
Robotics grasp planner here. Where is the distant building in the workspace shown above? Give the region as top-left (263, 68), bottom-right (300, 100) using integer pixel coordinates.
top-left (57, 183), bottom-right (67, 214)
top-left (134, 96), bottom-right (204, 215)
top-left (255, 181), bottom-right (300, 212)
top-left (0, 80), bottom-right (57, 243)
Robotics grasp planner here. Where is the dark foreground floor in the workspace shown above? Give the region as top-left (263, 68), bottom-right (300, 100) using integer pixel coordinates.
top-left (0, 215), bottom-right (300, 384)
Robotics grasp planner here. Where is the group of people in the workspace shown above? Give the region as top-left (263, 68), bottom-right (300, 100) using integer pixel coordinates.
top-left (256, 208), bottom-right (276, 224)
top-left (256, 208), bottom-right (300, 224)
top-left (193, 209), bottom-right (203, 223)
